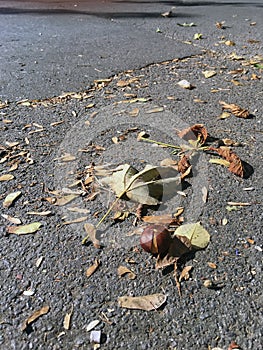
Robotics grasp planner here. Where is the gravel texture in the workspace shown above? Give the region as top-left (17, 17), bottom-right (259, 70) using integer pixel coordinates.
top-left (0, 1), bottom-right (262, 350)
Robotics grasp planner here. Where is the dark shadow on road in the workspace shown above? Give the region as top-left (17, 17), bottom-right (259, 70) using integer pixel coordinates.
top-left (0, 7), bottom-right (198, 18)
top-left (115, 0), bottom-right (263, 7)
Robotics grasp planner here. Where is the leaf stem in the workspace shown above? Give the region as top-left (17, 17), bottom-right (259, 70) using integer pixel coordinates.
top-left (140, 136), bottom-right (181, 150)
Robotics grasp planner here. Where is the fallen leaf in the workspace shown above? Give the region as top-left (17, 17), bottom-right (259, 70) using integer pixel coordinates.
top-left (3, 191), bottom-right (22, 208)
top-left (177, 155), bottom-right (191, 175)
top-left (118, 293), bottom-right (166, 311)
top-left (21, 305), bottom-right (50, 331)
top-left (179, 265), bottom-right (192, 282)
top-left (36, 256), bottom-right (44, 268)
top-left (7, 222), bottom-right (42, 235)
top-left (112, 211), bottom-right (130, 221)
top-left (202, 186), bottom-right (208, 203)
top-left (202, 70), bottom-right (217, 78)
top-left (220, 138), bottom-right (241, 147)
top-left (27, 211), bottom-right (52, 216)
top-left (193, 33), bottom-right (203, 40)
top-left (101, 164), bottom-right (181, 205)
top-left (86, 259), bottom-right (100, 278)
top-left (117, 266), bottom-right (136, 279)
top-left (83, 223), bottom-right (100, 248)
top-left (209, 158), bottom-right (230, 167)
top-left (254, 63), bottom-right (263, 69)
top-left (227, 201), bottom-right (251, 206)
top-left (86, 320), bottom-right (101, 332)
top-left (222, 218), bottom-right (228, 226)
top-left (174, 222), bottom-right (210, 250)
top-left (54, 194), bottom-right (79, 206)
top-left (142, 214), bottom-right (180, 226)
top-left (50, 120), bottom-right (64, 127)
top-left (156, 235), bottom-right (192, 269)
top-left (178, 124), bottom-right (208, 145)
top-left (225, 40), bottom-right (235, 46)
top-left (219, 101), bottom-right (250, 118)
top-left (209, 146), bottom-right (244, 177)
top-left (1, 214), bottom-right (21, 224)
top-left (145, 107), bottom-right (164, 114)
top-left (112, 136), bottom-right (119, 144)
top-left (207, 262), bottom-right (217, 269)
top-left (67, 207), bottom-right (90, 214)
top-left (56, 153), bottom-right (76, 162)
top-left (63, 306), bottom-right (73, 330)
top-left (216, 21), bottom-right (226, 29)
top-left (62, 216), bottom-right (88, 225)
top-left (0, 174), bottom-right (14, 182)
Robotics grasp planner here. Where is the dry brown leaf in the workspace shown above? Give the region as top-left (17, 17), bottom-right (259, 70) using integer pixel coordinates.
top-left (225, 40), bottom-right (235, 46)
top-left (220, 138), bottom-right (241, 147)
top-left (202, 70), bottom-right (217, 78)
top-left (63, 306), bottom-right (73, 330)
top-left (86, 259), bottom-right (100, 278)
top-left (21, 305), bottom-right (50, 331)
top-left (207, 262), bottom-right (217, 269)
top-left (156, 235), bottom-right (191, 269)
top-left (1, 214), bottom-right (22, 225)
top-left (219, 101), bottom-right (250, 118)
top-left (67, 207), bottom-right (90, 214)
top-left (117, 266), bottom-right (136, 279)
top-left (0, 174), bottom-right (14, 182)
top-left (27, 211), bottom-right (52, 216)
top-left (62, 216), bottom-right (88, 225)
top-left (83, 223), bottom-right (100, 248)
top-left (177, 155), bottom-right (191, 175)
top-left (145, 107), bottom-right (164, 114)
top-left (54, 194), bottom-right (79, 206)
top-left (178, 124), bottom-right (208, 145)
top-left (179, 265), bottom-right (192, 282)
top-left (202, 186), bottom-right (208, 203)
top-left (142, 214), bottom-right (180, 226)
top-left (118, 293), bottom-right (166, 311)
top-left (210, 146), bottom-right (244, 177)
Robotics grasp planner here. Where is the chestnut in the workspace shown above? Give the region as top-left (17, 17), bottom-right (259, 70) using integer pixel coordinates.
top-left (140, 224), bottom-right (172, 255)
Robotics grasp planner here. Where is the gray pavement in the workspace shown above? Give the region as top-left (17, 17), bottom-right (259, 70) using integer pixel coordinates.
top-left (0, 1), bottom-right (262, 350)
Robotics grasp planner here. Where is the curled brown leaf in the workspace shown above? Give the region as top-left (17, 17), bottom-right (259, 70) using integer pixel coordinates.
top-left (177, 124), bottom-right (208, 145)
top-left (210, 146), bottom-right (244, 177)
top-left (219, 101), bottom-right (250, 118)
top-left (177, 155), bottom-right (191, 175)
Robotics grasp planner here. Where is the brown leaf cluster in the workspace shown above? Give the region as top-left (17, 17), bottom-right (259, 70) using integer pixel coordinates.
top-left (210, 146), bottom-right (244, 177)
top-left (219, 101), bottom-right (250, 118)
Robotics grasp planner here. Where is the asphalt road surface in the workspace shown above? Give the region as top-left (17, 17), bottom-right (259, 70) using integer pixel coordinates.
top-left (0, 1), bottom-right (262, 350)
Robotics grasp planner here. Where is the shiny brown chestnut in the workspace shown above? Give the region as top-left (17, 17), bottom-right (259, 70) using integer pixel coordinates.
top-left (140, 224), bottom-right (172, 255)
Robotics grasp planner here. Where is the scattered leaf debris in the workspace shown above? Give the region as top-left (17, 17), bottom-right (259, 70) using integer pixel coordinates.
top-left (21, 305), bottom-right (50, 331)
top-left (118, 293), bottom-right (167, 311)
top-left (86, 259), bottom-right (100, 278)
top-left (219, 100), bottom-right (250, 118)
top-left (7, 222), bottom-right (42, 235)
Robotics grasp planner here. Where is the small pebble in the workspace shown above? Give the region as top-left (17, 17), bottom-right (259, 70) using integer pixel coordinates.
top-left (90, 330), bottom-right (101, 344)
